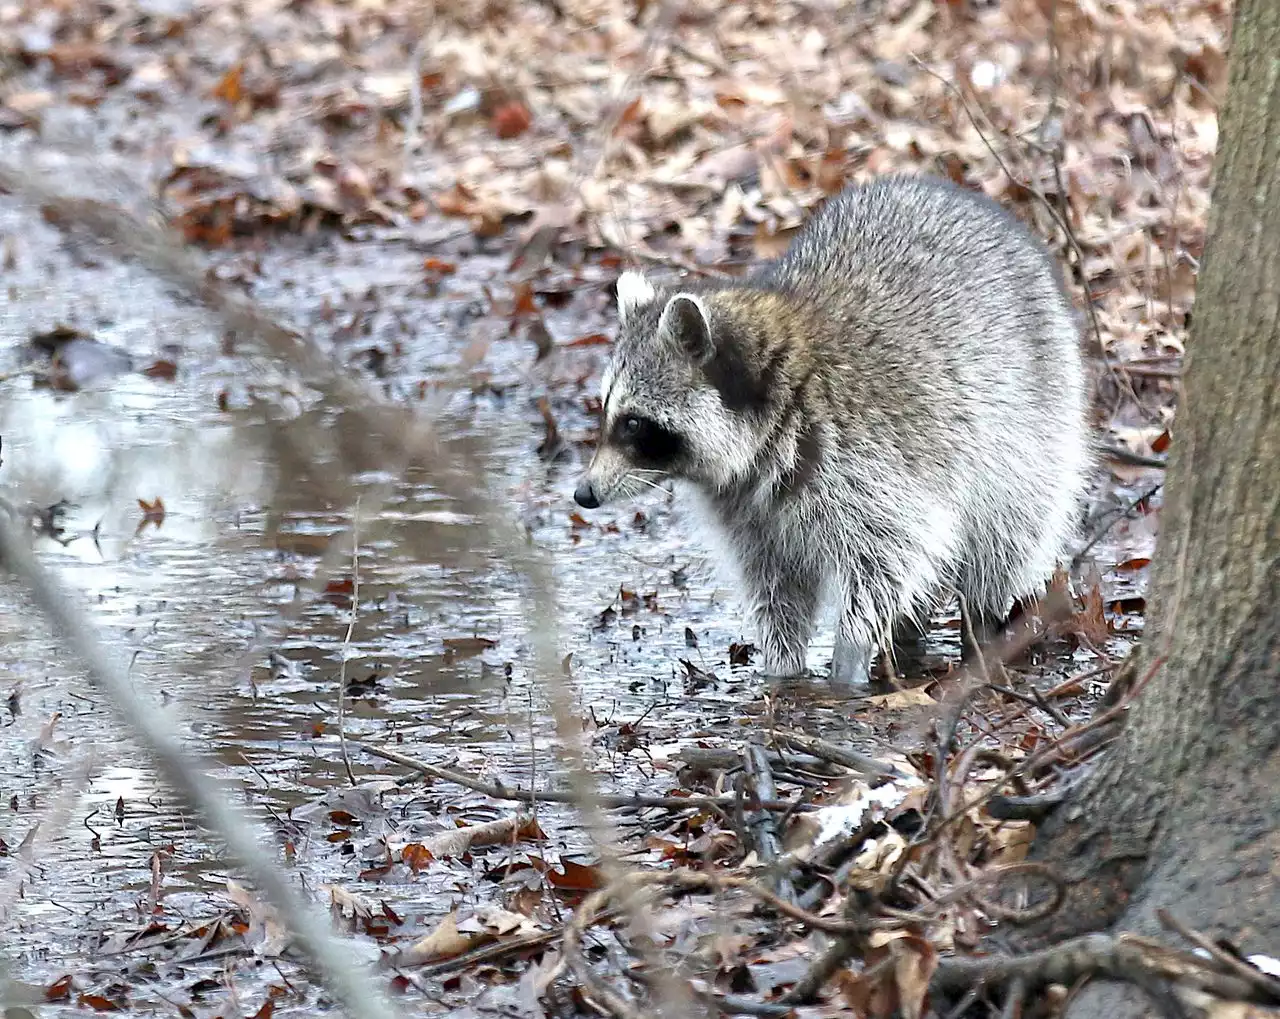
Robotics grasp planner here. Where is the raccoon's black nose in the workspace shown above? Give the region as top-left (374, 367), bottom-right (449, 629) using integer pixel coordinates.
top-left (574, 479), bottom-right (600, 509)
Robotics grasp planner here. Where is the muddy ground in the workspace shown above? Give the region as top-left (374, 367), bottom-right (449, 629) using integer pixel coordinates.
top-left (0, 0), bottom-right (1207, 1015)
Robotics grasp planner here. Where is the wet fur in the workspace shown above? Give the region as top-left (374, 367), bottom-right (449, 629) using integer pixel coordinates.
top-left (580, 175), bottom-right (1092, 682)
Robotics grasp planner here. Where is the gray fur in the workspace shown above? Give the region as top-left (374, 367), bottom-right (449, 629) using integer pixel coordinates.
top-left (576, 175), bottom-right (1092, 683)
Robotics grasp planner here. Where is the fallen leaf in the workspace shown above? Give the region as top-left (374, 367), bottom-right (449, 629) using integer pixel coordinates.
top-left (547, 859), bottom-right (605, 893)
top-left (77, 994), bottom-right (121, 1012)
top-left (211, 64), bottom-right (244, 104)
top-left (865, 687), bottom-right (936, 709)
top-left (442, 636), bottom-right (497, 658)
top-left (402, 843), bottom-right (433, 871)
top-left (424, 816), bottom-right (522, 858)
top-left (142, 359), bottom-right (178, 380)
top-left (394, 912), bottom-right (478, 966)
top-left (491, 100), bottom-right (532, 139)
top-left (45, 975), bottom-right (73, 1002)
top-left (137, 497), bottom-right (166, 529)
top-left (324, 884), bottom-right (375, 921)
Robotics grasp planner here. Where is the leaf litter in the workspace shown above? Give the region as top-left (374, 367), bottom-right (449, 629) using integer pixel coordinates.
top-left (0, 0), bottom-right (1226, 1013)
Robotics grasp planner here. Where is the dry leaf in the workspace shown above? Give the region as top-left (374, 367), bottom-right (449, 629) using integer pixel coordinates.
top-left (423, 816), bottom-right (521, 858)
top-left (224, 879), bottom-right (290, 957)
top-left (865, 687), bottom-right (936, 709)
top-left (395, 912), bottom-right (478, 966)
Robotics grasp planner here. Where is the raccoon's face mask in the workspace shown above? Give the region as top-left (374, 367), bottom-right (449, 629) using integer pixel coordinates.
top-left (574, 273), bottom-right (749, 509)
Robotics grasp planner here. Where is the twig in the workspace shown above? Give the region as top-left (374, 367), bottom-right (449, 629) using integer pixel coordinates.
top-left (389, 912), bottom-right (616, 978)
top-left (1074, 481), bottom-right (1164, 565)
top-left (1157, 908), bottom-right (1280, 1002)
top-left (771, 731), bottom-right (909, 780)
top-left (336, 498), bottom-right (361, 786)
top-left (402, 38), bottom-right (427, 167)
top-left (562, 868), bottom-right (868, 1017)
top-left (361, 742), bottom-right (811, 813)
top-left (0, 517), bottom-right (399, 1019)
top-left (913, 862), bottom-right (1066, 926)
top-left (779, 922), bottom-right (881, 1006)
top-left (744, 744), bottom-right (794, 902)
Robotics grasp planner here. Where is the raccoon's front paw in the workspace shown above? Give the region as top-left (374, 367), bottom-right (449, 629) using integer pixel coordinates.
top-left (759, 648), bottom-right (808, 679)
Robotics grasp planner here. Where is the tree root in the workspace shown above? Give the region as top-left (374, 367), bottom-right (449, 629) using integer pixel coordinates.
top-left (932, 932), bottom-right (1276, 1006)
top-left (557, 863), bottom-right (1280, 1018)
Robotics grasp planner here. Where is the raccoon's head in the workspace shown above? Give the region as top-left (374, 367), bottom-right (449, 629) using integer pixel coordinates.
top-left (573, 270), bottom-right (765, 509)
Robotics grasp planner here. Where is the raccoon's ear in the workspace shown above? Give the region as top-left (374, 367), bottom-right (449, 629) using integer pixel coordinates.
top-left (658, 293), bottom-right (713, 364)
top-left (616, 270), bottom-right (656, 322)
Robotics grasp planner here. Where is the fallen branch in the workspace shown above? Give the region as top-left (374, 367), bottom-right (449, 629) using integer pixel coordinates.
top-left (744, 744), bottom-right (795, 902)
top-left (361, 742), bottom-right (813, 813)
top-left (771, 730), bottom-right (909, 780)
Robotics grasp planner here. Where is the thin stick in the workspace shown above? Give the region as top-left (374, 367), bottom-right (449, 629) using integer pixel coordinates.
top-left (337, 497), bottom-right (360, 787)
top-left (771, 730), bottom-right (909, 780)
top-left (360, 742), bottom-right (810, 813)
top-left (1157, 908), bottom-right (1280, 1001)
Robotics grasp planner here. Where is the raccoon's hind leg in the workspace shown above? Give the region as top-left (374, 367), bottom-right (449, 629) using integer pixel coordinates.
top-left (832, 586), bottom-right (883, 686)
top-left (831, 624), bottom-right (873, 685)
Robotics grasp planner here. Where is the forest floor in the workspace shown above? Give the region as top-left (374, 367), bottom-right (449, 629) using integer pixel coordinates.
top-left (0, 0), bottom-right (1226, 1016)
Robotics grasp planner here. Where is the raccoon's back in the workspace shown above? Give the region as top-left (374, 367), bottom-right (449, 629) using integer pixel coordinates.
top-left (760, 176), bottom-right (1085, 445)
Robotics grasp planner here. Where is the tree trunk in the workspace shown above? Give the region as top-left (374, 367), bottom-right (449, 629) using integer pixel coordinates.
top-left (1024, 3), bottom-right (1280, 1015)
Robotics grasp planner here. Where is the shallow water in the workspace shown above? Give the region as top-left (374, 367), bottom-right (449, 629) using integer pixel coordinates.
top-left (0, 198), bottom-right (1154, 1013)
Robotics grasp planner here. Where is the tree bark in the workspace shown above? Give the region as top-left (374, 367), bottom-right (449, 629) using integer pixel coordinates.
top-left (1023, 3), bottom-right (1280, 1015)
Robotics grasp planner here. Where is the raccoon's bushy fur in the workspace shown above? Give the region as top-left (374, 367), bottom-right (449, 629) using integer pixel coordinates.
top-left (575, 175), bottom-right (1092, 683)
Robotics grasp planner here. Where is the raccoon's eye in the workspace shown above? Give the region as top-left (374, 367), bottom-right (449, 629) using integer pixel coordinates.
top-left (616, 414), bottom-right (686, 465)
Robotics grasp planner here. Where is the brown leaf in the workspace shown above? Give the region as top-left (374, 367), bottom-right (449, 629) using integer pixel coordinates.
top-left (402, 843), bottom-right (433, 872)
top-left (865, 687), bottom-right (936, 709)
top-left (547, 859), bottom-right (605, 892)
top-left (211, 64), bottom-right (244, 104)
top-left (136, 497), bottom-right (166, 533)
top-left (512, 281), bottom-right (538, 316)
top-left (491, 100), bottom-right (532, 139)
top-left (564, 333), bottom-right (611, 349)
top-left (77, 994), bottom-right (122, 1012)
top-left (142, 359), bottom-right (178, 381)
top-left (1073, 577), bottom-right (1110, 644)
top-left (45, 975), bottom-right (73, 1002)
top-left (323, 577), bottom-right (355, 608)
top-left (891, 933), bottom-right (938, 1019)
top-left (250, 999), bottom-right (275, 1019)
top-left (442, 636), bottom-right (497, 658)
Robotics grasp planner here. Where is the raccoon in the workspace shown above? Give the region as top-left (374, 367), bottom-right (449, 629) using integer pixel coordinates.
top-left (573, 175), bottom-right (1091, 683)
